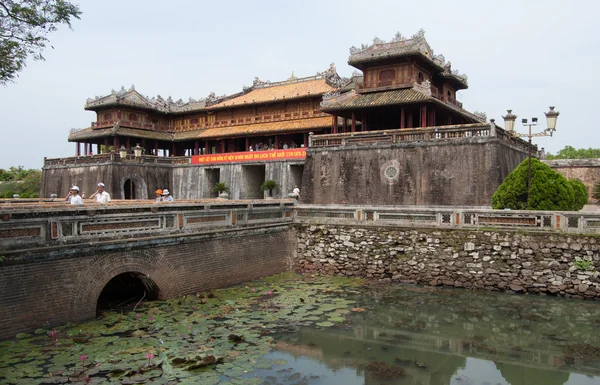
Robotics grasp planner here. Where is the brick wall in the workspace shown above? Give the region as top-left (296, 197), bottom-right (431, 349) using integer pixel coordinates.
top-left (0, 226), bottom-right (295, 339)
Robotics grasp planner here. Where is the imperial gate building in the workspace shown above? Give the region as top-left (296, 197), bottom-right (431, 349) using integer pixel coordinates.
top-left (42, 31), bottom-right (530, 205)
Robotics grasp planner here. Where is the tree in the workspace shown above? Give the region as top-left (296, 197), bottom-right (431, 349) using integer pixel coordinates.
top-left (212, 182), bottom-right (228, 197)
top-left (0, 0), bottom-right (81, 85)
top-left (492, 158), bottom-right (577, 211)
top-left (546, 145), bottom-right (600, 159)
top-left (568, 179), bottom-right (588, 211)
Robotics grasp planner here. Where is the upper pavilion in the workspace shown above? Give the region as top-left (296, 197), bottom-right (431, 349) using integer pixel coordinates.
top-left (320, 30), bottom-right (485, 132)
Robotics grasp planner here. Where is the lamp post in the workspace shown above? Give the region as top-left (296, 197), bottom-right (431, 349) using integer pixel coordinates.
top-left (502, 106), bottom-right (559, 208)
top-left (119, 146), bottom-right (128, 159)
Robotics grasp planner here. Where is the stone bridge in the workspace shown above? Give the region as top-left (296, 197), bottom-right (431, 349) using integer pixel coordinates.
top-left (2, 200), bottom-right (600, 340)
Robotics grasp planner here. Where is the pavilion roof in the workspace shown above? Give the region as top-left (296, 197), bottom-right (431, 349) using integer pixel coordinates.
top-left (197, 116), bottom-right (332, 139)
top-left (68, 125), bottom-right (174, 142)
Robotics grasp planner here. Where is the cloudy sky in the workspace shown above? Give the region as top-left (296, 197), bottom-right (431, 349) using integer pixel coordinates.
top-left (1, 0), bottom-right (598, 169)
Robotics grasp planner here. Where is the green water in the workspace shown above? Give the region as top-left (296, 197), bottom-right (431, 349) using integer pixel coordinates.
top-left (1, 274), bottom-right (599, 385)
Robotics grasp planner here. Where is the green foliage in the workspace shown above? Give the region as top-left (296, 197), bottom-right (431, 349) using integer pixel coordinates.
top-left (260, 179), bottom-right (279, 194)
top-left (568, 179), bottom-right (588, 211)
top-left (0, 0), bottom-right (82, 84)
top-left (4, 189), bottom-right (15, 198)
top-left (546, 145), bottom-right (600, 160)
top-left (0, 167), bottom-right (41, 196)
top-left (19, 192), bottom-right (30, 198)
top-left (574, 259), bottom-right (593, 271)
top-left (212, 182), bottom-right (229, 193)
top-left (492, 158), bottom-right (575, 210)
top-left (592, 181), bottom-right (600, 205)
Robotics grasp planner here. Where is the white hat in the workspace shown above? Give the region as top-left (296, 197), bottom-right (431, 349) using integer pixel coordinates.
top-left (162, 189), bottom-right (170, 195)
top-left (70, 186), bottom-right (80, 191)
top-left (97, 182), bottom-right (105, 187)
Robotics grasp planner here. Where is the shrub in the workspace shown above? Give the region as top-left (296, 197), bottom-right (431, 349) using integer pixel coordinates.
top-left (260, 180), bottom-right (279, 196)
top-left (592, 181), bottom-right (600, 205)
top-left (4, 190), bottom-right (15, 198)
top-left (492, 158), bottom-right (574, 210)
top-left (19, 192), bottom-right (30, 198)
top-left (212, 182), bottom-right (229, 194)
top-left (568, 179), bottom-right (588, 211)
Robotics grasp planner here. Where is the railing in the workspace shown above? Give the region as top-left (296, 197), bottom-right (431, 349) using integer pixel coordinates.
top-left (294, 205), bottom-right (600, 234)
top-left (44, 154), bottom-right (192, 167)
top-left (310, 124), bottom-right (493, 147)
top-left (358, 79), bottom-right (413, 90)
top-left (0, 200), bottom-right (295, 253)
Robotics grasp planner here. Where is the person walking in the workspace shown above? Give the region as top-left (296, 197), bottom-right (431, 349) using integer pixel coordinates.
top-left (162, 189), bottom-right (174, 202)
top-left (292, 185), bottom-right (300, 200)
top-left (68, 186), bottom-right (84, 205)
top-left (89, 182), bottom-right (111, 203)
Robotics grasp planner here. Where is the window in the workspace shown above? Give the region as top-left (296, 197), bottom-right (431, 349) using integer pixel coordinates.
top-left (417, 72), bottom-right (424, 85)
top-left (378, 69), bottom-right (395, 86)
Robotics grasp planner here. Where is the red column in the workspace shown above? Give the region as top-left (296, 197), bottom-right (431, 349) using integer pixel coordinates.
top-left (126, 137), bottom-right (131, 149)
top-left (76, 143), bottom-right (80, 156)
top-left (275, 136), bottom-right (279, 149)
top-left (205, 141), bottom-right (210, 154)
top-left (113, 137), bottom-right (118, 152)
top-left (172, 142), bottom-right (176, 156)
top-left (400, 108), bottom-right (405, 129)
top-left (428, 108), bottom-right (436, 127)
top-left (245, 137), bottom-right (249, 151)
top-left (104, 137), bottom-right (109, 153)
top-left (154, 141), bottom-right (159, 156)
top-left (351, 112), bottom-right (356, 132)
top-left (303, 133), bottom-right (308, 148)
top-left (333, 114), bottom-right (338, 133)
top-left (221, 140), bottom-right (225, 153)
top-left (420, 105), bottom-right (427, 128)
top-left (343, 117), bottom-right (347, 133)
top-left (195, 140), bottom-right (199, 155)
top-left (407, 112), bottom-right (413, 128)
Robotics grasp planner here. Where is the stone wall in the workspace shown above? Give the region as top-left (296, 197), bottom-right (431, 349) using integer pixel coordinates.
top-left (545, 159), bottom-right (600, 202)
top-left (0, 226), bottom-right (296, 339)
top-left (301, 137), bottom-right (528, 206)
top-left (295, 225), bottom-right (600, 299)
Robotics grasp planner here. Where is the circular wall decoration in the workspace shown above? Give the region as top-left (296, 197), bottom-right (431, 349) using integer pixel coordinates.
top-left (381, 160), bottom-right (401, 184)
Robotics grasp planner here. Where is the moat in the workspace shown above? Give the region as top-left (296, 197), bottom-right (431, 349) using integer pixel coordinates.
top-left (1, 273), bottom-right (599, 385)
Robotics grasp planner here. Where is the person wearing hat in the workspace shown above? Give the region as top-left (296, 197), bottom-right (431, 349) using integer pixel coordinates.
top-left (162, 189), bottom-right (174, 202)
top-left (89, 182), bottom-right (111, 203)
top-left (155, 189), bottom-right (163, 202)
top-left (68, 186), bottom-right (84, 205)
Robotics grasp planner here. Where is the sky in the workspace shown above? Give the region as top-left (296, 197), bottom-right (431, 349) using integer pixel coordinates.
top-left (1, 0), bottom-right (598, 169)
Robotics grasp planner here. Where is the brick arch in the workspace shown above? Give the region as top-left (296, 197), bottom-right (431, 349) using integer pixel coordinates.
top-left (69, 249), bottom-right (182, 321)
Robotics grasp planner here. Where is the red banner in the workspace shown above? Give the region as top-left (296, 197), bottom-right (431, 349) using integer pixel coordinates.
top-left (191, 148), bottom-right (306, 165)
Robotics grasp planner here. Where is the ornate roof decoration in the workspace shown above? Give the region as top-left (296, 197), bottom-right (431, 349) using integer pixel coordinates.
top-left (347, 30), bottom-right (468, 85)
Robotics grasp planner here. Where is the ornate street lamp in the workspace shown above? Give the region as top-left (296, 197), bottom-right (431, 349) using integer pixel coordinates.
top-left (503, 106), bottom-right (559, 209)
top-left (133, 143), bottom-right (143, 157)
top-left (119, 146), bottom-right (128, 159)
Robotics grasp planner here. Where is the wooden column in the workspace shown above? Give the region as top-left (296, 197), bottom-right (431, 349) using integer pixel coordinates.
top-left (126, 137), bottom-right (131, 150)
top-left (194, 140), bottom-right (199, 155)
top-left (172, 142), bottom-right (176, 156)
top-left (400, 107), bottom-right (405, 129)
top-left (420, 105), bottom-right (427, 128)
top-left (104, 137), bottom-right (109, 153)
top-left (113, 137), bottom-right (118, 152)
top-left (351, 112), bottom-right (356, 132)
top-left (428, 108), bottom-right (436, 127)
top-left (220, 140), bottom-right (225, 153)
top-left (407, 112), bottom-right (413, 128)
top-left (154, 141), bottom-right (159, 156)
top-left (205, 141), bottom-right (210, 154)
top-left (343, 118), bottom-right (347, 133)
top-left (303, 133), bottom-right (308, 148)
top-left (275, 136), bottom-right (279, 149)
top-left (332, 114), bottom-right (338, 133)
top-left (96, 144), bottom-right (100, 154)
top-left (245, 137), bottom-right (249, 151)
top-left (76, 143), bottom-right (80, 156)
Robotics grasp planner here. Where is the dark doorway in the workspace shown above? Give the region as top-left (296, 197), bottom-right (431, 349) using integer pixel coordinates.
top-left (124, 179), bottom-right (136, 199)
top-left (96, 272), bottom-right (159, 315)
top-left (205, 168), bottom-right (221, 198)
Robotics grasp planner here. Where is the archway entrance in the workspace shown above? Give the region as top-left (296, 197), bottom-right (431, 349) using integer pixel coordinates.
top-left (96, 272), bottom-right (159, 315)
top-left (124, 179), bottom-right (136, 199)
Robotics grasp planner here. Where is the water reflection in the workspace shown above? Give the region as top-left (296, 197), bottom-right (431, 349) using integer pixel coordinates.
top-left (272, 284), bottom-right (600, 385)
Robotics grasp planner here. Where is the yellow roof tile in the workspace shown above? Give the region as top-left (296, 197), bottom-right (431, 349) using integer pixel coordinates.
top-left (208, 79), bottom-right (334, 109)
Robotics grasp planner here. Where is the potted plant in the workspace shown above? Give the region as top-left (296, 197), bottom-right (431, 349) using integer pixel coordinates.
top-left (260, 179), bottom-right (279, 199)
top-left (213, 182), bottom-right (229, 199)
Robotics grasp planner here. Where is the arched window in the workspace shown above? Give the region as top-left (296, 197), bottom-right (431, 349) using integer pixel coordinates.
top-left (378, 69), bottom-right (395, 86)
top-left (417, 72), bottom-right (424, 85)
top-left (129, 113), bottom-right (138, 121)
top-left (447, 90), bottom-right (452, 101)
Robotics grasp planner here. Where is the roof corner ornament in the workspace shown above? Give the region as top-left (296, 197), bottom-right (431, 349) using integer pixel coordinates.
top-left (391, 32), bottom-right (404, 42)
top-left (372, 36), bottom-right (384, 44)
top-left (129, 84), bottom-right (135, 91)
top-left (411, 28), bottom-right (426, 40)
top-left (288, 71), bottom-right (297, 81)
top-left (473, 111), bottom-right (488, 122)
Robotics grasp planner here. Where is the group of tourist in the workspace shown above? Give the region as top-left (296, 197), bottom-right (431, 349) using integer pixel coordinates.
top-left (65, 182), bottom-right (111, 205)
top-left (155, 189), bottom-right (174, 202)
top-left (248, 141), bottom-right (299, 152)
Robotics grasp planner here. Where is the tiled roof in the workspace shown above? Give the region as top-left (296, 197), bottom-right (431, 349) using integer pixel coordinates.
top-left (320, 89), bottom-right (432, 112)
top-left (68, 126), bottom-right (173, 142)
top-left (208, 79), bottom-right (335, 109)
top-left (197, 116), bottom-right (332, 139)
